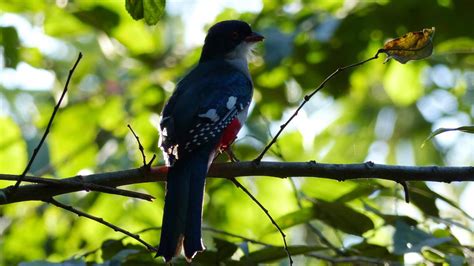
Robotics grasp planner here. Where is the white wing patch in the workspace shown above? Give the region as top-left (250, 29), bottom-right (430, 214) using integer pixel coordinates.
top-left (226, 96), bottom-right (237, 109)
top-left (198, 109), bottom-right (219, 122)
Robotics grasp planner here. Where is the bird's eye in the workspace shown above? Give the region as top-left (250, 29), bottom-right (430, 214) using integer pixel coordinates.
top-left (231, 31), bottom-right (239, 40)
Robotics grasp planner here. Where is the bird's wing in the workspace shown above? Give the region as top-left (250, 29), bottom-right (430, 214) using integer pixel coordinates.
top-left (160, 61), bottom-right (252, 164)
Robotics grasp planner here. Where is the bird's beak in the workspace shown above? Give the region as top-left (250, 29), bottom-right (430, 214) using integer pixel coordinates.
top-left (245, 32), bottom-right (264, 43)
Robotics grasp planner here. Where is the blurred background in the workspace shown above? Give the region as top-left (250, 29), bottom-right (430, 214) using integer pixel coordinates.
top-left (0, 0), bottom-right (473, 265)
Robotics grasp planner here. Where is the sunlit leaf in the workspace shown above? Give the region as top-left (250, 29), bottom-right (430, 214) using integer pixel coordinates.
top-left (421, 246), bottom-right (445, 263)
top-left (125, 0), bottom-right (165, 25)
top-left (382, 27), bottom-right (435, 64)
top-left (422, 126), bottom-right (474, 147)
top-left (383, 62), bottom-right (424, 106)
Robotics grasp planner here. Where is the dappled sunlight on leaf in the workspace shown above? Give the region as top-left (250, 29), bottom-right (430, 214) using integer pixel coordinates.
top-left (383, 62), bottom-right (425, 106)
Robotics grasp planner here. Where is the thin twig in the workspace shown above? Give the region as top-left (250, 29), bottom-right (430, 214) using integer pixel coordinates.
top-left (400, 181), bottom-right (410, 203)
top-left (14, 52), bottom-right (83, 189)
top-left (45, 197), bottom-right (158, 253)
top-left (230, 177), bottom-right (293, 265)
top-left (254, 51), bottom-right (382, 163)
top-left (127, 124), bottom-right (147, 167)
top-left (127, 125), bottom-right (156, 168)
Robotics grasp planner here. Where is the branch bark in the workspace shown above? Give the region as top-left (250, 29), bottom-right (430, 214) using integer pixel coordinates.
top-left (1, 161), bottom-right (472, 205)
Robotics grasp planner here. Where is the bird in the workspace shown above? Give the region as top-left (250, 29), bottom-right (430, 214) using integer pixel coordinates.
top-left (156, 20), bottom-right (264, 262)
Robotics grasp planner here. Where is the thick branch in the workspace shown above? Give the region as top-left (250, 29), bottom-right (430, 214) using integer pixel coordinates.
top-left (1, 161), bottom-right (472, 204)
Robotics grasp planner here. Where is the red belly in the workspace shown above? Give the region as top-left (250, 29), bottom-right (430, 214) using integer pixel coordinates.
top-left (218, 117), bottom-right (242, 150)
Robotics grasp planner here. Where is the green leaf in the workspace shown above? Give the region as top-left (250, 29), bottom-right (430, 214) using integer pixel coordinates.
top-left (0, 26), bottom-right (20, 68)
top-left (409, 183), bottom-right (471, 219)
top-left (421, 246), bottom-right (445, 263)
top-left (73, 5), bottom-right (120, 33)
top-left (193, 249), bottom-right (240, 264)
top-left (125, 0), bottom-right (165, 25)
top-left (143, 0), bottom-right (165, 25)
top-left (393, 220), bottom-right (451, 255)
top-left (348, 242), bottom-right (394, 259)
top-left (241, 245), bottom-right (326, 263)
top-left (193, 250), bottom-right (220, 264)
top-left (422, 126), bottom-right (474, 147)
top-left (125, 0), bottom-right (144, 20)
top-left (214, 238), bottom-right (238, 261)
top-left (268, 200), bottom-right (374, 236)
top-left (265, 207), bottom-right (313, 233)
top-left (409, 183), bottom-right (439, 217)
top-left (101, 239), bottom-right (125, 260)
top-left (312, 200), bottom-right (374, 235)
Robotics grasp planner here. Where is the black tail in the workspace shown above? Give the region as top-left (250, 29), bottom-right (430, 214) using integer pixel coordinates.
top-left (156, 155), bottom-right (209, 262)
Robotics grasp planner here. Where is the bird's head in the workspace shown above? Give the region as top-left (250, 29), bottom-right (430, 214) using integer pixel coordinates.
top-left (199, 20), bottom-right (264, 63)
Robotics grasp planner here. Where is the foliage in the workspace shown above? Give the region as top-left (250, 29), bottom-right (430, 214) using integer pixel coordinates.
top-left (0, 0), bottom-right (473, 265)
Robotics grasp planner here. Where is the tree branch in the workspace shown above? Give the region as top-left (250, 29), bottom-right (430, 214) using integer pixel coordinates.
top-left (2, 174), bottom-right (154, 201)
top-left (1, 161), bottom-right (472, 205)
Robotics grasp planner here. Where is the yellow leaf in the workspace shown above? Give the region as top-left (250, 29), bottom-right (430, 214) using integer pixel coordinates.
top-left (382, 27), bottom-right (435, 64)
